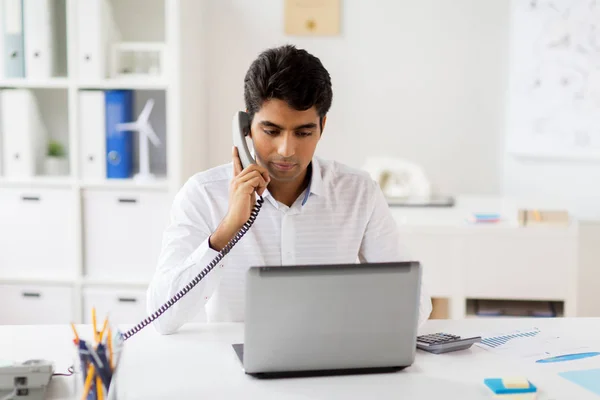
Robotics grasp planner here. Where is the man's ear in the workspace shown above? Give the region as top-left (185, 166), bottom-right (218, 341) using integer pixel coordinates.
top-left (245, 108), bottom-right (252, 138)
top-left (320, 116), bottom-right (327, 136)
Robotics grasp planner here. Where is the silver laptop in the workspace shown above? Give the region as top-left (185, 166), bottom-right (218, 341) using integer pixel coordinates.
top-left (232, 261), bottom-right (422, 378)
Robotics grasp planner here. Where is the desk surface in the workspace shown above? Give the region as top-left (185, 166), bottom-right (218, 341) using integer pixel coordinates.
top-left (2, 318), bottom-right (600, 399)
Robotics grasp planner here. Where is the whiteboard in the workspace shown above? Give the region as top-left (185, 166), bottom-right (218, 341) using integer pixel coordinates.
top-left (506, 0), bottom-right (600, 160)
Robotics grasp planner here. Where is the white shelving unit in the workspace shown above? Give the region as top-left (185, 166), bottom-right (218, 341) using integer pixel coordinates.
top-left (0, 0), bottom-right (208, 326)
top-left (390, 195), bottom-right (582, 320)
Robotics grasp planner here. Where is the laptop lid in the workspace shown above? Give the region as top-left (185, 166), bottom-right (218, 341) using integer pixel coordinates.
top-left (241, 261), bottom-right (422, 375)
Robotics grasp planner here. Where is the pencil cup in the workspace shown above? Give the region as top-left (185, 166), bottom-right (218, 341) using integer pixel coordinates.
top-left (72, 330), bottom-right (124, 400)
top-left (72, 349), bottom-right (117, 400)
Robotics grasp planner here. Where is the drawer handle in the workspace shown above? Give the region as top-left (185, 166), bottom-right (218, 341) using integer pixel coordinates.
top-left (118, 198), bottom-right (138, 204)
top-left (21, 196), bottom-right (41, 202)
top-left (22, 292), bottom-right (41, 298)
top-left (118, 297), bottom-right (138, 303)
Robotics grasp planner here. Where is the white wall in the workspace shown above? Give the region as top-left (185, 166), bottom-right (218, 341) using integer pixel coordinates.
top-left (500, 0), bottom-right (600, 221)
top-left (503, 158), bottom-right (600, 220)
top-left (203, 0), bottom-right (510, 196)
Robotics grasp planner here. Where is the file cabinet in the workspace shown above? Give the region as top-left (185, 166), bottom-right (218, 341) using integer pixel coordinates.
top-left (0, 283), bottom-right (75, 325)
top-left (0, 188), bottom-right (77, 279)
top-left (82, 190), bottom-right (171, 281)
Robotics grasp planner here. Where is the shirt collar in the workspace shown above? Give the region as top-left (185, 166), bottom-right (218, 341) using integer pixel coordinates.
top-left (301, 157), bottom-right (324, 206)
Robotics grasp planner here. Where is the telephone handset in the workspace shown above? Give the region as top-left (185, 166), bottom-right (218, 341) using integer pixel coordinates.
top-left (232, 111), bottom-right (256, 168)
top-left (121, 112), bottom-right (265, 341)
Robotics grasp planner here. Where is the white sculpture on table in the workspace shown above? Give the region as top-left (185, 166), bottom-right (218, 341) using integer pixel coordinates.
top-left (362, 157), bottom-right (432, 199)
top-left (116, 99), bottom-right (161, 181)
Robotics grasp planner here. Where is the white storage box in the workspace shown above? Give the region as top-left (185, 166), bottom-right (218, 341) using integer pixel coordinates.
top-left (0, 188), bottom-right (77, 279)
top-left (82, 190), bottom-right (170, 281)
top-left (0, 283), bottom-right (74, 324)
top-left (83, 286), bottom-right (148, 325)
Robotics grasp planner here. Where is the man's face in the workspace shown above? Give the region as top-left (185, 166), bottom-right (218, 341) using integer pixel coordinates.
top-left (249, 99), bottom-right (325, 183)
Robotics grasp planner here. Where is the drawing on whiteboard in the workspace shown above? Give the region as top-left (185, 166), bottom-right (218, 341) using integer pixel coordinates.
top-left (507, 0), bottom-right (600, 158)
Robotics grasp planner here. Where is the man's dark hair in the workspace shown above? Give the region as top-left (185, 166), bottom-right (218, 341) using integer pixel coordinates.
top-left (244, 44), bottom-right (332, 130)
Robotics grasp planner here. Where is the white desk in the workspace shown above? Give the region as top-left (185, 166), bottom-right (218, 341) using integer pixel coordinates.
top-left (2, 318), bottom-right (599, 399)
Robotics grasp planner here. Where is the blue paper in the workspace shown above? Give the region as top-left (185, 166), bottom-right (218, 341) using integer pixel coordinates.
top-left (537, 352), bottom-right (600, 363)
top-left (559, 368), bottom-right (600, 395)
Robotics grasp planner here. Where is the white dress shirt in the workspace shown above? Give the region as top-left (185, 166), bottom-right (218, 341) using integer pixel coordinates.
top-left (146, 156), bottom-right (432, 334)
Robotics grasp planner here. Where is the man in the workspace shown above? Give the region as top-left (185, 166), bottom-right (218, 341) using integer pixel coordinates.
top-left (146, 44), bottom-right (432, 334)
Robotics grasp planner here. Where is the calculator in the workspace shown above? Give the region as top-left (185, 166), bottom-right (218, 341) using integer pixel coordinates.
top-left (416, 333), bottom-right (482, 354)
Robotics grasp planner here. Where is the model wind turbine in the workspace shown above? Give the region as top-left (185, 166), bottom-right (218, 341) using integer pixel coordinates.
top-left (116, 99), bottom-right (161, 181)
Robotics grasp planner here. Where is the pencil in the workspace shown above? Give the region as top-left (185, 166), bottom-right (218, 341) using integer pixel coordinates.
top-left (107, 327), bottom-right (114, 371)
top-left (92, 307), bottom-right (98, 343)
top-left (80, 364), bottom-right (95, 400)
top-left (96, 375), bottom-right (104, 400)
top-left (98, 316), bottom-right (109, 343)
top-left (70, 322), bottom-right (80, 344)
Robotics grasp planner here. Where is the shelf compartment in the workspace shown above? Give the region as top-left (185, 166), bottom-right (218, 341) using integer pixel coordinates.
top-left (466, 299), bottom-right (564, 318)
top-left (0, 88), bottom-right (70, 179)
top-left (77, 89), bottom-right (167, 182)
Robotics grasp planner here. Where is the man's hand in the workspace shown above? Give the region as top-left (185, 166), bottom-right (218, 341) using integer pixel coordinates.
top-left (209, 147), bottom-right (270, 251)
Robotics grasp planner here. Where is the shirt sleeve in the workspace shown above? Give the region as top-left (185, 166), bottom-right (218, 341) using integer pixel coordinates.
top-left (146, 179), bottom-right (226, 335)
top-left (358, 180), bottom-right (433, 330)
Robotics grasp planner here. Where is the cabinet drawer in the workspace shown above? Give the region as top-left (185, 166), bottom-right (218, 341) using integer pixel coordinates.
top-left (82, 190), bottom-right (171, 281)
top-left (0, 188), bottom-right (77, 278)
top-left (83, 287), bottom-right (148, 325)
top-left (0, 284), bottom-right (74, 325)
top-left (83, 286), bottom-right (207, 326)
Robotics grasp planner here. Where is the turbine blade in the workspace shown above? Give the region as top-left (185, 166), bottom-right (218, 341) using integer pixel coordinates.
top-left (116, 122), bottom-right (137, 131)
top-left (138, 99), bottom-right (155, 122)
top-left (145, 126), bottom-right (161, 147)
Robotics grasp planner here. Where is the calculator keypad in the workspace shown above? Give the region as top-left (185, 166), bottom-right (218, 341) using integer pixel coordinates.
top-left (416, 332), bottom-right (482, 354)
top-left (417, 333), bottom-right (461, 344)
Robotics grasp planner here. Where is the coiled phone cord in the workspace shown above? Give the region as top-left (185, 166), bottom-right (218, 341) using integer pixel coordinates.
top-left (121, 196), bottom-right (265, 341)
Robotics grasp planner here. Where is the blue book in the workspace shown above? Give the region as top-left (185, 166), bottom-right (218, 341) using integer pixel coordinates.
top-left (105, 90), bottom-right (133, 179)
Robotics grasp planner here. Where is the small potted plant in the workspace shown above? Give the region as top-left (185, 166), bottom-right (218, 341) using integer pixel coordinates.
top-left (45, 139), bottom-right (69, 176)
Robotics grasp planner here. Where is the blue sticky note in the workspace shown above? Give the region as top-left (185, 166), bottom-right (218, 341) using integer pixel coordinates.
top-left (559, 368), bottom-right (600, 395)
top-left (484, 378), bottom-right (537, 394)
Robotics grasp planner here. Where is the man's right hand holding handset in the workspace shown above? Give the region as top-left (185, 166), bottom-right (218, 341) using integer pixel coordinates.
top-left (209, 146), bottom-right (270, 251)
